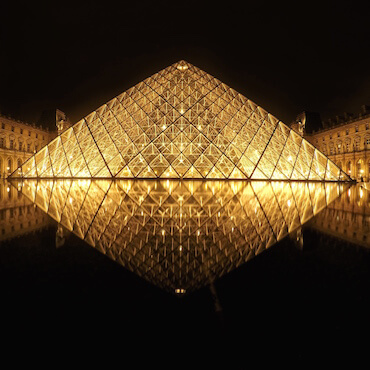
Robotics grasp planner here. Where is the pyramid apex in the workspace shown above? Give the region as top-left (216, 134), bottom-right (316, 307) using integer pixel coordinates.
top-left (174, 60), bottom-right (191, 70)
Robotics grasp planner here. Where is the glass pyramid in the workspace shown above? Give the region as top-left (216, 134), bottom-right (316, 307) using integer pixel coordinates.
top-left (16, 179), bottom-right (347, 293)
top-left (11, 60), bottom-right (350, 181)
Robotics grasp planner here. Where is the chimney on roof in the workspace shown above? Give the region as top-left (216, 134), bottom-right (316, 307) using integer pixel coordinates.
top-left (323, 117), bottom-right (333, 128)
top-left (361, 104), bottom-right (370, 115)
top-left (335, 115), bottom-right (343, 124)
top-left (291, 111), bottom-right (322, 134)
top-left (37, 108), bottom-right (71, 133)
top-left (343, 112), bottom-right (353, 121)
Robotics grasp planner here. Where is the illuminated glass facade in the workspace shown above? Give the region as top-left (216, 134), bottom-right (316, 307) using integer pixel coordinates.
top-left (11, 61), bottom-right (350, 181)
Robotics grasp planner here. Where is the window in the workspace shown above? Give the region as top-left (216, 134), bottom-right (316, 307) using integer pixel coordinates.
top-left (36, 133), bottom-right (38, 138)
top-left (346, 141), bottom-right (351, 152)
top-left (9, 139), bottom-right (14, 150)
top-left (346, 129), bottom-right (349, 135)
top-left (28, 131), bottom-right (31, 137)
top-left (355, 138), bottom-right (360, 151)
top-left (347, 161), bottom-right (351, 174)
top-left (19, 141), bottom-right (23, 151)
top-left (337, 132), bottom-right (340, 137)
top-left (356, 159), bottom-right (362, 172)
top-left (1, 123), bottom-right (4, 129)
top-left (11, 126), bottom-right (14, 132)
top-left (355, 126), bottom-right (359, 132)
top-left (27, 143), bottom-right (31, 152)
top-left (366, 123), bottom-right (369, 130)
top-left (0, 137), bottom-right (4, 148)
top-left (20, 128), bottom-right (23, 134)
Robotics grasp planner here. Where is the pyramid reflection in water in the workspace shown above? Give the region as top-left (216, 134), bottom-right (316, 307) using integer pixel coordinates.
top-left (17, 179), bottom-right (346, 294)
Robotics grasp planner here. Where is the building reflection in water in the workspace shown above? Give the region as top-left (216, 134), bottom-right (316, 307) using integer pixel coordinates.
top-left (309, 183), bottom-right (370, 247)
top-left (8, 179), bottom-right (347, 294)
top-left (0, 180), bottom-right (51, 242)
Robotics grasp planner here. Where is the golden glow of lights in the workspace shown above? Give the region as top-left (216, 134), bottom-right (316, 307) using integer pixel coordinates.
top-left (12, 61), bottom-right (349, 182)
top-left (15, 179), bottom-right (347, 294)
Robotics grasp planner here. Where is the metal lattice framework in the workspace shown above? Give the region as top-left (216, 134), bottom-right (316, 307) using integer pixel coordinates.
top-left (18, 179), bottom-right (346, 293)
top-left (11, 60), bottom-right (350, 181)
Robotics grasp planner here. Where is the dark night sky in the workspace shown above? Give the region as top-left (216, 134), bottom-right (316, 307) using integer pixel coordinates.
top-left (1, 1), bottom-right (369, 131)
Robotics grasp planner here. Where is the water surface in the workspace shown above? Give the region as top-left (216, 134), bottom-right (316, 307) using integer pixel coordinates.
top-left (1, 179), bottom-right (369, 366)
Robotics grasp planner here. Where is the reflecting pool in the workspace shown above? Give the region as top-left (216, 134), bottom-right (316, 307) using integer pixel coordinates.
top-left (1, 179), bottom-right (369, 366)
top-left (7, 179), bottom-right (347, 294)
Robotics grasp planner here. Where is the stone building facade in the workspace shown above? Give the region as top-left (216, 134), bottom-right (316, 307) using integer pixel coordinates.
top-left (0, 109), bottom-right (70, 178)
top-left (300, 106), bottom-right (370, 182)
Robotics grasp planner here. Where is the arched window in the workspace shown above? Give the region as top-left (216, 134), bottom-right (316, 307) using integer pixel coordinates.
top-left (354, 136), bottom-right (361, 151)
top-left (329, 142), bottom-right (335, 155)
top-left (347, 161), bottom-right (352, 175)
top-left (337, 140), bottom-right (342, 153)
top-left (7, 158), bottom-right (12, 173)
top-left (357, 159), bottom-right (363, 178)
top-left (345, 139), bottom-right (351, 153)
top-left (17, 158), bottom-right (22, 169)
